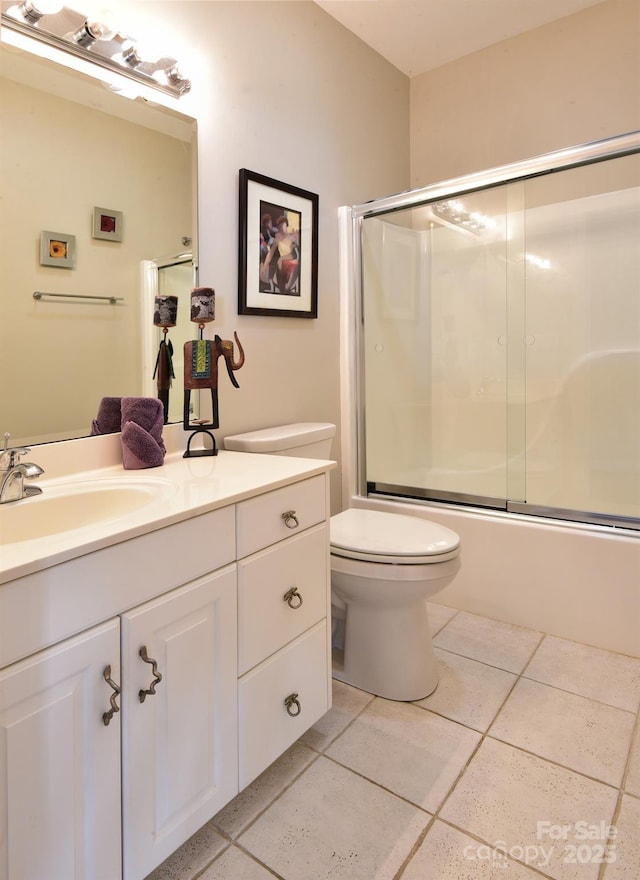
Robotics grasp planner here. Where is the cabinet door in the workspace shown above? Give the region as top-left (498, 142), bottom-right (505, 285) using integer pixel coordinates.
top-left (0, 620), bottom-right (121, 880)
top-left (121, 566), bottom-right (237, 880)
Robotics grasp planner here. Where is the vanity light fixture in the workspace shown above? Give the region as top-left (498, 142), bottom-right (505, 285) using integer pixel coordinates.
top-left (1, 1), bottom-right (191, 97)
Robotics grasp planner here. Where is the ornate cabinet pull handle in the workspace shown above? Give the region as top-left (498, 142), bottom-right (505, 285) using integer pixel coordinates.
top-left (102, 665), bottom-right (121, 726)
top-left (138, 645), bottom-right (163, 703)
top-left (283, 586), bottom-right (303, 609)
top-left (282, 510), bottom-right (299, 529)
top-left (284, 693), bottom-right (301, 717)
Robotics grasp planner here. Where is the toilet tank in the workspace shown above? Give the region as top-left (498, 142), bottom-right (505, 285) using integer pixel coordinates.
top-left (224, 422), bottom-right (335, 459)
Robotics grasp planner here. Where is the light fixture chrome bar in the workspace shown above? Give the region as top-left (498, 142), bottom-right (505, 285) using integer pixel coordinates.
top-left (33, 291), bottom-right (123, 304)
top-left (1, 7), bottom-right (191, 98)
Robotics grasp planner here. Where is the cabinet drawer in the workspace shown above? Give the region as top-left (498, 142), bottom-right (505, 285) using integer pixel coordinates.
top-left (238, 524), bottom-right (328, 675)
top-left (238, 621), bottom-right (328, 789)
top-left (236, 475), bottom-right (326, 558)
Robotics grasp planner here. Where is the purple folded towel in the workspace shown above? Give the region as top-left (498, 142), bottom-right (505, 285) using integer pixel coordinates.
top-left (121, 397), bottom-right (166, 469)
top-left (90, 397), bottom-right (122, 435)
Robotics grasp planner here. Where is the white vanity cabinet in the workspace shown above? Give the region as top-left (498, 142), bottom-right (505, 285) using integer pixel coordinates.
top-left (0, 620), bottom-right (123, 880)
top-left (0, 456), bottom-right (333, 880)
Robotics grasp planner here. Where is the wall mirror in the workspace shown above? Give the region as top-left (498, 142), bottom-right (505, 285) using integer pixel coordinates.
top-left (0, 35), bottom-right (198, 447)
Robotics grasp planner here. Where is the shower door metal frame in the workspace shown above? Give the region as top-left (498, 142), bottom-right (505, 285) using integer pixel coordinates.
top-left (347, 130), bottom-right (640, 532)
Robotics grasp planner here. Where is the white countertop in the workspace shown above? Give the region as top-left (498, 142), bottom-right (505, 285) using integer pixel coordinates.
top-left (0, 451), bottom-right (336, 585)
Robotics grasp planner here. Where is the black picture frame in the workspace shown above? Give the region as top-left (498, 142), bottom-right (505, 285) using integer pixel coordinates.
top-left (238, 169), bottom-right (318, 318)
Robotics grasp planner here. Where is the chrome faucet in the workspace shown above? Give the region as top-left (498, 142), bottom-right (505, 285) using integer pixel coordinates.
top-left (0, 433), bottom-right (45, 504)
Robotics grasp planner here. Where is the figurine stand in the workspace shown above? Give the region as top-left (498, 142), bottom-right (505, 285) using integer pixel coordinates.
top-left (183, 424), bottom-right (218, 458)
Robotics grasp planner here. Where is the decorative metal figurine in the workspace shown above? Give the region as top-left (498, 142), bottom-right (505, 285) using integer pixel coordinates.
top-left (183, 288), bottom-right (245, 457)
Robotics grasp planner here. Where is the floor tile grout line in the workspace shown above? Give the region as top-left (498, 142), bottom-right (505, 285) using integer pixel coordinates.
top-left (518, 673), bottom-right (640, 715)
top-left (618, 707), bottom-right (640, 798)
top-left (189, 839), bottom-right (233, 880)
top-left (433, 607), bottom-right (640, 663)
top-left (483, 732), bottom-right (627, 790)
top-left (431, 636), bottom-right (545, 677)
top-left (431, 640), bottom-right (639, 716)
top-left (603, 772), bottom-right (640, 880)
top-left (231, 841), bottom-right (288, 880)
top-left (391, 814), bottom-right (438, 880)
top-left (212, 690), bottom-right (378, 842)
top-left (422, 816), bottom-right (560, 880)
top-left (216, 749), bottom-right (325, 842)
top-left (520, 629), bottom-right (549, 675)
top-left (320, 749), bottom-right (435, 815)
top-left (432, 641), bottom-right (524, 675)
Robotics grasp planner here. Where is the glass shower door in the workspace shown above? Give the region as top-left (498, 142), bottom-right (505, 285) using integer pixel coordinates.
top-left (360, 146), bottom-right (640, 528)
top-left (516, 154), bottom-right (640, 524)
top-left (362, 184), bottom-right (515, 508)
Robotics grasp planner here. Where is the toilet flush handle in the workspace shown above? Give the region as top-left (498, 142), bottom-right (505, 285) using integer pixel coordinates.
top-left (282, 509), bottom-right (300, 529)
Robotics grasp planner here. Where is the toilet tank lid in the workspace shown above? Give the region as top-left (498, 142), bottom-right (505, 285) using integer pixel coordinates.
top-left (224, 422), bottom-right (336, 453)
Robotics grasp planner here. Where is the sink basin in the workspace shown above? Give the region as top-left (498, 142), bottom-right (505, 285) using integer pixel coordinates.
top-left (0, 478), bottom-right (175, 544)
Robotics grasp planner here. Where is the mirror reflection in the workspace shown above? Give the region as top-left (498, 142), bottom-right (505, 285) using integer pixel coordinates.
top-left (0, 44), bottom-right (197, 446)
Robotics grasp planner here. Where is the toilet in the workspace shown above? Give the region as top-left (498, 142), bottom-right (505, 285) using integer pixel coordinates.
top-left (224, 423), bottom-right (461, 701)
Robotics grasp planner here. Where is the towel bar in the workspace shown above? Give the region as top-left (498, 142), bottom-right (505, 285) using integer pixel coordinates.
top-left (33, 291), bottom-right (124, 304)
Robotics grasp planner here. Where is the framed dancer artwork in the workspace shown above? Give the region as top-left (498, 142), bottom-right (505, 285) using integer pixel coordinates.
top-left (238, 168), bottom-right (318, 318)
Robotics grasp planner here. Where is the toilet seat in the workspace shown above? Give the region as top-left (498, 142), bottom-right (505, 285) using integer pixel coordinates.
top-left (330, 508), bottom-right (460, 565)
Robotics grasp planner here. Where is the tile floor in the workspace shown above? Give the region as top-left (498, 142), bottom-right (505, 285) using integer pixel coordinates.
top-left (146, 604), bottom-right (640, 880)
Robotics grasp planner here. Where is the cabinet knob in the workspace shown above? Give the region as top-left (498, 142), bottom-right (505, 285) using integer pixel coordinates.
top-left (281, 509), bottom-right (300, 529)
top-left (284, 692), bottom-right (302, 717)
top-left (102, 665), bottom-right (121, 726)
top-left (138, 645), bottom-right (163, 703)
top-left (283, 586), bottom-right (303, 609)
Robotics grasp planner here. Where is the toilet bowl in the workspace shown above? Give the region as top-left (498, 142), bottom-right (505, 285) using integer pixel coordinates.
top-left (224, 423), bottom-right (462, 701)
top-left (330, 508), bottom-right (460, 700)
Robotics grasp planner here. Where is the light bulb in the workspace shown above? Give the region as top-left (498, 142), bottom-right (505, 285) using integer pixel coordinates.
top-left (119, 45), bottom-right (140, 68)
top-left (152, 64), bottom-right (191, 95)
top-left (71, 13), bottom-right (117, 48)
top-left (9, 0), bottom-right (63, 24)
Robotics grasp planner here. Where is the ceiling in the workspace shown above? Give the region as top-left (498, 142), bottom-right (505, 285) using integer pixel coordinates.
top-left (314, 0), bottom-right (604, 77)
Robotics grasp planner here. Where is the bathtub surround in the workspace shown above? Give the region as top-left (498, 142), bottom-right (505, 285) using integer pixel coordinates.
top-left (145, 605), bottom-right (640, 880)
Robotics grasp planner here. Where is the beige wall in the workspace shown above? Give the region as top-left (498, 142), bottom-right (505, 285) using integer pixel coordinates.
top-left (102, 0), bottom-right (411, 511)
top-left (410, 0), bottom-right (640, 186)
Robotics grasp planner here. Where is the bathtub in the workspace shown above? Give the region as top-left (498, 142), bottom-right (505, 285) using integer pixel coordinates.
top-left (350, 495), bottom-right (640, 658)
